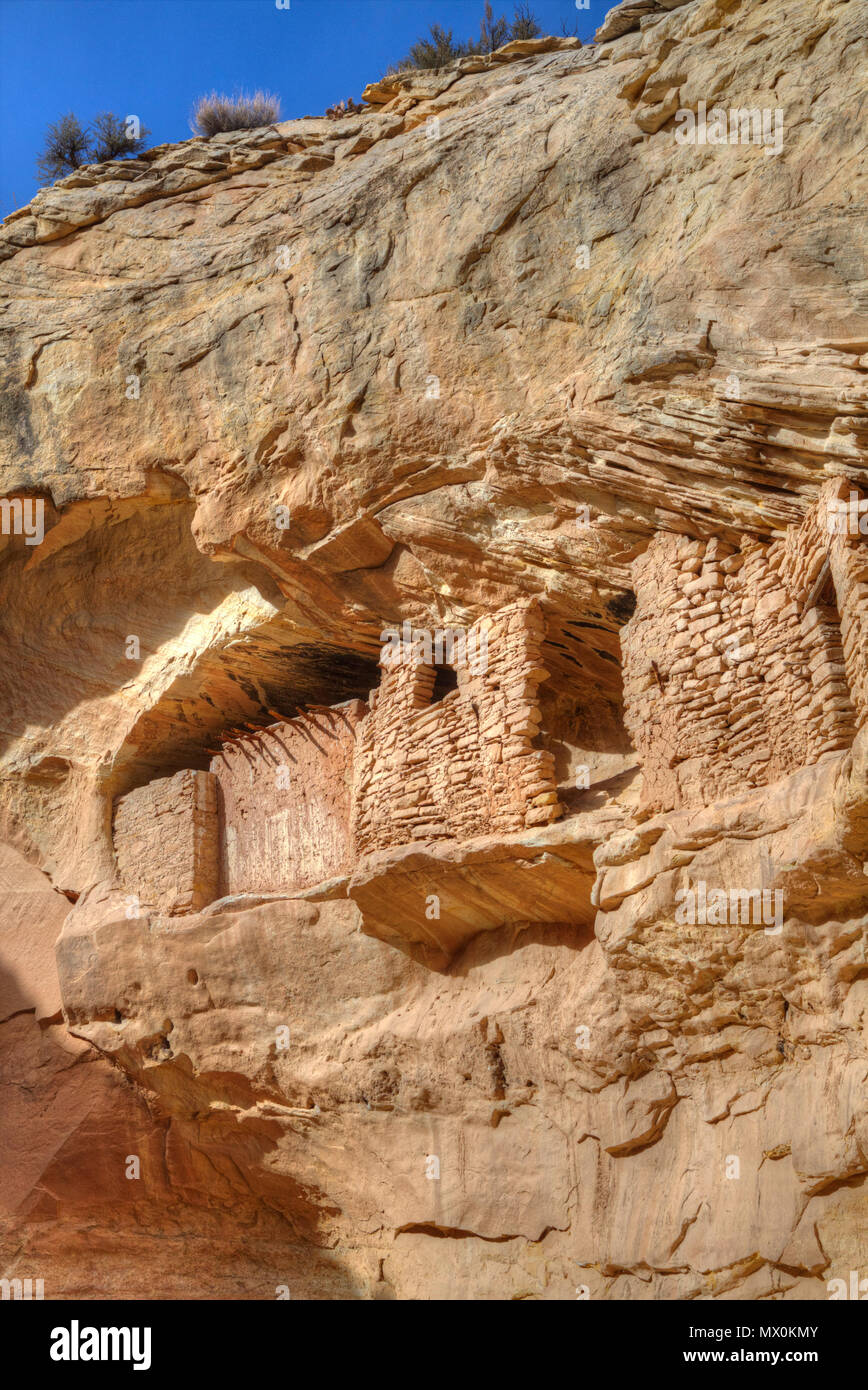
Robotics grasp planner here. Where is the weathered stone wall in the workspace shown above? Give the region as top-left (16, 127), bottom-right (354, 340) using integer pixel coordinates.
top-left (211, 700), bottom-right (366, 896)
top-left (111, 602), bottom-right (565, 900)
top-left (352, 602), bottom-right (561, 854)
top-left (789, 478), bottom-right (868, 730)
top-left (623, 485), bottom-right (864, 815)
top-left (113, 769), bottom-right (218, 914)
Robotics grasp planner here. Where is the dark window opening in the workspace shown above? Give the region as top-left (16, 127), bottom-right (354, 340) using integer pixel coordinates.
top-left (607, 590), bottom-right (637, 624)
top-left (431, 664), bottom-right (459, 704)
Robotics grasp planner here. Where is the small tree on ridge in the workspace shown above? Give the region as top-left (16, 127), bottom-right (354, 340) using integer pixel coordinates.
top-left (36, 110), bottom-right (151, 185)
top-left (35, 113), bottom-right (91, 183)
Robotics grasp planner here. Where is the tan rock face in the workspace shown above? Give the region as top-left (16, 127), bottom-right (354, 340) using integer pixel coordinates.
top-left (1, 0), bottom-right (867, 1299)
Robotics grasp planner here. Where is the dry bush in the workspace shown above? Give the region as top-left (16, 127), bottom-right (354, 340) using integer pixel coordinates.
top-left (387, 4), bottom-right (542, 74)
top-left (90, 111), bottom-right (151, 163)
top-left (191, 90), bottom-right (281, 137)
top-left (36, 113), bottom-right (91, 183)
top-left (36, 110), bottom-right (150, 184)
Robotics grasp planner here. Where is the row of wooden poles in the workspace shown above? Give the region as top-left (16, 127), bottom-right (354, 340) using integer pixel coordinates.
top-left (203, 705), bottom-right (338, 756)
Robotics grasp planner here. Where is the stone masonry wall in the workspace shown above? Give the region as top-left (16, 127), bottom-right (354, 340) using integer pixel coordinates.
top-left (352, 601), bottom-right (561, 854)
top-left (211, 700), bottom-right (366, 896)
top-left (113, 769), bottom-right (218, 914)
top-left (623, 483), bottom-right (865, 815)
top-left (113, 602), bottom-right (566, 904)
top-left (786, 477), bottom-right (868, 727)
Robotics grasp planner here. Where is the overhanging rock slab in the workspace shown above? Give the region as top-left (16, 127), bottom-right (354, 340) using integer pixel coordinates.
top-left (346, 809), bottom-right (623, 957)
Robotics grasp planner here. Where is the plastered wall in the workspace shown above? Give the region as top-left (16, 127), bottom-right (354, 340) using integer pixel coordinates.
top-left (212, 700), bottom-right (365, 896)
top-left (113, 768), bottom-right (218, 914)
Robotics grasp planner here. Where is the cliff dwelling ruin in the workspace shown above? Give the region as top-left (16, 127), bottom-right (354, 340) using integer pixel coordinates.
top-left (111, 481), bottom-right (868, 952)
top-left (112, 601), bottom-right (579, 925)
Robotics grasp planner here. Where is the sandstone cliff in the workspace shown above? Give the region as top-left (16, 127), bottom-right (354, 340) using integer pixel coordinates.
top-left (1, 0), bottom-right (867, 1300)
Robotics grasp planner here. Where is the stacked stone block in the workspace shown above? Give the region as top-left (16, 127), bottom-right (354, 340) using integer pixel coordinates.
top-left (352, 600), bottom-right (561, 854)
top-left (623, 482), bottom-right (865, 815)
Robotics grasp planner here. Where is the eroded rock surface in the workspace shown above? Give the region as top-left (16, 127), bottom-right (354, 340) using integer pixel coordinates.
top-left (1, 0), bottom-right (867, 1299)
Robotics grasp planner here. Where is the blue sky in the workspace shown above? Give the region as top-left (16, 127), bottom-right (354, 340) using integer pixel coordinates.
top-left (0, 0), bottom-right (610, 218)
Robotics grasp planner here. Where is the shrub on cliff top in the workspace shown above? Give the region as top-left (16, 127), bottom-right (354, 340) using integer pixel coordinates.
top-left (89, 111), bottom-right (151, 163)
top-left (508, 2), bottom-right (543, 41)
top-left (36, 110), bottom-right (150, 184)
top-left (396, 22), bottom-right (469, 71)
top-left (191, 90), bottom-right (281, 137)
top-left (36, 114), bottom-right (90, 183)
top-left (388, 3), bottom-right (541, 73)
